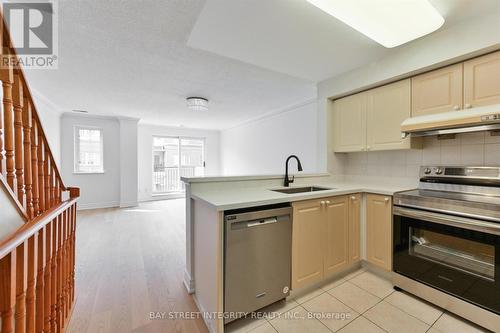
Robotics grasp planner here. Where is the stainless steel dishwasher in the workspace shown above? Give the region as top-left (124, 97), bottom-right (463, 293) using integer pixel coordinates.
top-left (224, 204), bottom-right (292, 323)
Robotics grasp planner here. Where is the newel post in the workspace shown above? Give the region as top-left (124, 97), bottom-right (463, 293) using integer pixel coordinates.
top-left (69, 187), bottom-right (80, 199)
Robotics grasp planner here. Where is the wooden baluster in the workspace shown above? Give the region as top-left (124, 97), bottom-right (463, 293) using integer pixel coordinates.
top-left (44, 146), bottom-right (50, 210)
top-left (13, 73), bottom-right (25, 205)
top-left (56, 214), bottom-right (63, 332)
top-left (27, 234), bottom-right (38, 333)
top-left (31, 121), bottom-right (39, 216)
top-left (0, 251), bottom-right (16, 333)
top-left (38, 138), bottom-right (45, 213)
top-left (0, 82), bottom-right (3, 175)
top-left (43, 222), bottom-right (52, 333)
top-left (63, 210), bottom-right (70, 320)
top-left (1, 64), bottom-right (15, 189)
top-left (54, 178), bottom-right (59, 204)
top-left (71, 203), bottom-right (76, 303)
top-left (15, 240), bottom-right (28, 333)
top-left (61, 211), bottom-right (67, 323)
top-left (36, 227), bottom-right (46, 333)
top-left (51, 166), bottom-right (56, 207)
top-left (50, 218), bottom-right (58, 333)
top-left (23, 95), bottom-right (33, 218)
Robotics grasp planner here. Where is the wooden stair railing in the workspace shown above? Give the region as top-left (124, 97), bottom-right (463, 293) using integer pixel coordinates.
top-left (0, 9), bottom-right (80, 333)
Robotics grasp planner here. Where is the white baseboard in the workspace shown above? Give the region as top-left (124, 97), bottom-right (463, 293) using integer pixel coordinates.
top-left (139, 193), bottom-right (185, 202)
top-left (119, 201), bottom-right (138, 208)
top-left (183, 270), bottom-right (195, 294)
top-left (77, 201), bottom-right (120, 210)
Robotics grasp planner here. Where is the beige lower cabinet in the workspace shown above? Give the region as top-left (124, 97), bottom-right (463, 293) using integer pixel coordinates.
top-left (366, 194), bottom-right (392, 271)
top-left (292, 194), bottom-right (361, 290)
top-left (291, 198), bottom-right (326, 290)
top-left (324, 196), bottom-right (349, 276)
top-left (348, 194), bottom-right (361, 263)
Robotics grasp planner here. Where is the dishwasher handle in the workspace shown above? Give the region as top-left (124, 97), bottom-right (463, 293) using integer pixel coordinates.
top-left (247, 217), bottom-right (278, 228)
top-left (229, 216), bottom-right (288, 230)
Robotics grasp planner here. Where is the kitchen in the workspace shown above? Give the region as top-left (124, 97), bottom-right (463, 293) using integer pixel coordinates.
top-left (182, 13), bottom-right (500, 333)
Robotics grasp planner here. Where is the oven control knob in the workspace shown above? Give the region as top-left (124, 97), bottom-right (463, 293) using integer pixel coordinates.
top-left (436, 168), bottom-right (444, 175)
top-left (424, 168), bottom-right (432, 174)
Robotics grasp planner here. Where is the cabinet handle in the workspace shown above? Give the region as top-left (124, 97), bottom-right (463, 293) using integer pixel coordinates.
top-left (465, 103), bottom-right (472, 109)
top-left (384, 197), bottom-right (390, 203)
top-left (351, 196), bottom-right (356, 200)
top-left (320, 201), bottom-right (325, 206)
top-left (325, 200), bottom-right (331, 205)
top-left (453, 105), bottom-right (460, 110)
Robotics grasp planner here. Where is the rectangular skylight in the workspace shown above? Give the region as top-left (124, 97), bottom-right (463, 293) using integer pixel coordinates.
top-left (306, 0), bottom-right (444, 48)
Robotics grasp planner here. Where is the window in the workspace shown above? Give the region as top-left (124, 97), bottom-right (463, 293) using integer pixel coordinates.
top-left (152, 136), bottom-right (205, 193)
top-left (74, 126), bottom-right (104, 173)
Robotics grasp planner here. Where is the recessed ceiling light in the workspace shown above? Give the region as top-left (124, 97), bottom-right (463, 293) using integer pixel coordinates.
top-left (72, 109), bottom-right (89, 113)
top-left (306, 0), bottom-right (444, 48)
top-left (186, 97), bottom-right (209, 111)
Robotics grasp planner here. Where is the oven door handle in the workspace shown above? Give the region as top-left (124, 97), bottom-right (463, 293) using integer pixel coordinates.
top-left (393, 206), bottom-right (500, 236)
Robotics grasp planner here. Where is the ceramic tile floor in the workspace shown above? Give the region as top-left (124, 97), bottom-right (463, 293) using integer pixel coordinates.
top-left (225, 268), bottom-right (492, 333)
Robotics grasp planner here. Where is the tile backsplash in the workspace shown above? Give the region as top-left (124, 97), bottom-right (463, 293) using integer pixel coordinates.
top-left (343, 132), bottom-right (500, 178)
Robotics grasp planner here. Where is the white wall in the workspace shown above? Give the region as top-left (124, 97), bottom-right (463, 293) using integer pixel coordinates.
top-left (119, 118), bottom-right (139, 207)
top-left (61, 114), bottom-right (128, 209)
top-left (220, 101), bottom-right (318, 175)
top-left (137, 124), bottom-right (220, 201)
top-left (32, 91), bottom-right (62, 166)
top-left (317, 12), bottom-right (500, 172)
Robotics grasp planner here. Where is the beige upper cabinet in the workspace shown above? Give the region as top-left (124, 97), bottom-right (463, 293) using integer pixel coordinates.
top-left (324, 196), bottom-right (349, 277)
top-left (367, 79), bottom-right (416, 151)
top-left (333, 92), bottom-right (367, 152)
top-left (464, 50), bottom-right (500, 108)
top-left (348, 194), bottom-right (361, 264)
top-left (332, 80), bottom-right (419, 152)
top-left (366, 194), bottom-right (392, 271)
top-left (411, 63), bottom-right (463, 116)
top-left (291, 199), bottom-right (325, 290)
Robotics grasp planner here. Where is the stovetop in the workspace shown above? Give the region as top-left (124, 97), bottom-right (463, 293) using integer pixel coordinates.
top-left (394, 166), bottom-right (500, 223)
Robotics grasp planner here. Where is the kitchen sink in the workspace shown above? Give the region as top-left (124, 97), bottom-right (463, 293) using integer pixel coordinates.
top-left (272, 186), bottom-right (333, 194)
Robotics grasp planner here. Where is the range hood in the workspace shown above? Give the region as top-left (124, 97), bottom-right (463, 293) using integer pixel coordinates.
top-left (401, 104), bottom-right (500, 137)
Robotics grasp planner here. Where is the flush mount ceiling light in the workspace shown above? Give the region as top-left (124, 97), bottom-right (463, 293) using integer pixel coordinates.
top-left (186, 97), bottom-right (209, 111)
top-left (305, 0), bottom-right (444, 48)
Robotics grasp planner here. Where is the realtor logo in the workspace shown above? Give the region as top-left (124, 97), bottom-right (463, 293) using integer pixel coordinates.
top-left (2, 0), bottom-right (58, 68)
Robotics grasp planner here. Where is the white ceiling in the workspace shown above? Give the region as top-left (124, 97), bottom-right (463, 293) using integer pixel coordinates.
top-left (25, 0), bottom-right (316, 130)
top-left (188, 0), bottom-right (500, 82)
top-left (24, 0), bottom-right (499, 130)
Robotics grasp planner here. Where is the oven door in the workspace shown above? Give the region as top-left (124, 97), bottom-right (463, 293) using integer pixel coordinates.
top-left (393, 206), bottom-right (500, 314)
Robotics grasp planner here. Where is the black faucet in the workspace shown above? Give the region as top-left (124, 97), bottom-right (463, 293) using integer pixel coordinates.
top-left (284, 155), bottom-right (303, 187)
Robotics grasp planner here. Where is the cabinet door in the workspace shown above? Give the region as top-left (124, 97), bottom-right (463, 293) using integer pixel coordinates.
top-left (367, 79), bottom-right (413, 151)
top-left (333, 92), bottom-right (367, 152)
top-left (411, 63), bottom-right (463, 116)
top-left (348, 193), bottom-right (361, 264)
top-left (324, 196), bottom-right (349, 277)
top-left (366, 194), bottom-right (392, 271)
top-left (464, 50), bottom-right (500, 108)
top-left (291, 199), bottom-right (324, 290)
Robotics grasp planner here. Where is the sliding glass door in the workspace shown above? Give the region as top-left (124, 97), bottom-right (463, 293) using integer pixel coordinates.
top-left (152, 136), bottom-right (205, 193)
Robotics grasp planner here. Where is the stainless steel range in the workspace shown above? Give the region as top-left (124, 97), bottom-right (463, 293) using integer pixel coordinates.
top-left (392, 166), bottom-right (500, 332)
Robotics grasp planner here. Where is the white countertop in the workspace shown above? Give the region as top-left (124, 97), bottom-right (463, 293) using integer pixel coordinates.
top-left (189, 180), bottom-right (415, 211)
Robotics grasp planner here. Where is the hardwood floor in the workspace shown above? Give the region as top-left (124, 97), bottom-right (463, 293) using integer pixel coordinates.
top-left (67, 199), bottom-right (209, 333)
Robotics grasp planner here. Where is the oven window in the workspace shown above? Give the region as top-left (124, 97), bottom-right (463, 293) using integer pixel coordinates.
top-left (409, 227), bottom-right (495, 281)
